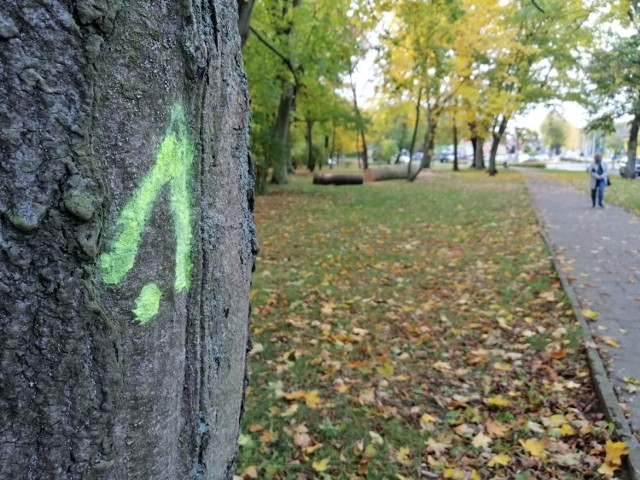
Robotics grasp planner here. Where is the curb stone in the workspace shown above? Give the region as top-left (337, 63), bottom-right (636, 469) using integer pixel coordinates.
top-left (528, 184), bottom-right (640, 480)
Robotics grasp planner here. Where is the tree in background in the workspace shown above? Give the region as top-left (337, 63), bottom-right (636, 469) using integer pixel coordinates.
top-left (1, 1), bottom-right (255, 478)
top-left (541, 111), bottom-right (570, 154)
top-left (586, 4), bottom-right (640, 178)
top-left (245, 0), bottom-right (372, 185)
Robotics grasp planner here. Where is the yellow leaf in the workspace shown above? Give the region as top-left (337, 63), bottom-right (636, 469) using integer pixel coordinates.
top-left (281, 404), bottom-right (298, 417)
top-left (420, 413), bottom-right (437, 430)
top-left (624, 377), bottom-right (640, 385)
top-left (493, 362), bottom-right (512, 372)
top-left (396, 446), bottom-right (411, 465)
top-left (364, 443), bottom-right (377, 458)
top-left (471, 432), bottom-right (492, 449)
top-left (320, 302), bottom-right (334, 315)
top-left (519, 438), bottom-right (548, 458)
top-left (283, 390), bottom-right (307, 401)
top-left (487, 452), bottom-right (510, 467)
top-left (581, 309), bottom-right (599, 320)
top-left (305, 390), bottom-right (321, 409)
top-left (369, 431), bottom-right (384, 445)
top-left (598, 462), bottom-right (619, 476)
top-left (603, 337), bottom-right (619, 348)
top-left (604, 440), bottom-right (629, 466)
top-left (443, 468), bottom-right (465, 479)
top-left (470, 470), bottom-right (480, 480)
top-left (486, 395), bottom-right (510, 407)
top-left (544, 414), bottom-right (567, 427)
top-left (560, 424), bottom-right (575, 436)
top-left (302, 443), bottom-right (323, 454)
top-left (312, 458), bottom-right (330, 472)
top-left (377, 362), bottom-right (394, 378)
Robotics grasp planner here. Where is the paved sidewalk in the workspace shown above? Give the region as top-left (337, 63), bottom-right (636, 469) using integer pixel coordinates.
top-left (523, 170), bottom-right (640, 477)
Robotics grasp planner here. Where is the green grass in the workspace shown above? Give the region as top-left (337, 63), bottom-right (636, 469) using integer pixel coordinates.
top-left (238, 169), bottom-right (621, 480)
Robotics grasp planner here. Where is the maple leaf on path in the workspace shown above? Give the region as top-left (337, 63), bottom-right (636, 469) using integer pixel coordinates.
top-left (604, 440), bottom-right (629, 466)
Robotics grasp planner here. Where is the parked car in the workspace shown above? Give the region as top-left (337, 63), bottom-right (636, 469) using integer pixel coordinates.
top-left (619, 160), bottom-right (640, 178)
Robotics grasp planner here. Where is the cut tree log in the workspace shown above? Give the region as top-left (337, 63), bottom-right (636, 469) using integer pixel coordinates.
top-left (364, 162), bottom-right (420, 182)
top-left (313, 173), bottom-right (363, 185)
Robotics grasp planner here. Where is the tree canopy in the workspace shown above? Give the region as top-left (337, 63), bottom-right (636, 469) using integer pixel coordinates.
top-left (242, 0), bottom-right (634, 184)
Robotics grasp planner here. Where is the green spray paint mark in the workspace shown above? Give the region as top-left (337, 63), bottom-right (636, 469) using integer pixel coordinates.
top-left (100, 104), bottom-right (194, 324)
top-left (133, 283), bottom-right (162, 325)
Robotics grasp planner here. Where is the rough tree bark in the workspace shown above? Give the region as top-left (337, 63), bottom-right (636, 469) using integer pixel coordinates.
top-left (488, 115), bottom-right (509, 176)
top-left (0, 2), bottom-right (256, 479)
top-left (349, 69), bottom-right (368, 170)
top-left (408, 114), bottom-right (437, 182)
top-left (271, 85), bottom-right (295, 183)
top-left (625, 114), bottom-right (640, 178)
top-left (306, 116), bottom-right (315, 172)
top-left (471, 135), bottom-right (485, 169)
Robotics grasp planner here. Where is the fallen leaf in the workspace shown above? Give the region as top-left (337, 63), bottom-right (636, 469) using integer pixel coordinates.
top-left (312, 458), bottom-right (330, 472)
top-left (420, 413), bottom-right (437, 431)
top-left (598, 462), bottom-right (619, 476)
top-left (486, 420), bottom-right (510, 437)
top-left (471, 432), bottom-right (492, 449)
top-left (241, 466), bottom-right (259, 479)
top-left (520, 438), bottom-right (548, 458)
top-left (487, 452), bottom-right (510, 467)
top-left (305, 390), bottom-right (321, 409)
top-left (486, 395), bottom-right (510, 407)
top-left (281, 404), bottom-right (298, 417)
top-left (395, 446), bottom-right (411, 465)
top-left (604, 440), bottom-right (629, 466)
top-left (302, 443), bottom-right (323, 454)
top-left (581, 309), bottom-right (599, 320)
top-left (369, 431), bottom-right (384, 445)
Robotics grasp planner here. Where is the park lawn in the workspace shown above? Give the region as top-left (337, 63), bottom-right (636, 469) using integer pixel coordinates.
top-left (545, 170), bottom-right (640, 214)
top-left (237, 170), bottom-right (625, 480)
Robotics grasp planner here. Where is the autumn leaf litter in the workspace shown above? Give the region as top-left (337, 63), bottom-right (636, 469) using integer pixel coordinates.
top-left (238, 171), bottom-right (628, 480)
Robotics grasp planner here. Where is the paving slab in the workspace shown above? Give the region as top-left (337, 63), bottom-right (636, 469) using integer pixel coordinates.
top-left (522, 169), bottom-right (640, 478)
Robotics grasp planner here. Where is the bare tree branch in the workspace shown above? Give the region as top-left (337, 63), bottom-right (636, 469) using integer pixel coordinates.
top-left (532, 0), bottom-right (545, 13)
top-left (249, 26), bottom-right (301, 87)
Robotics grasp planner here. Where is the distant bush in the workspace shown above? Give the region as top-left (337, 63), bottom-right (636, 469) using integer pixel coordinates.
top-left (518, 162), bottom-right (546, 169)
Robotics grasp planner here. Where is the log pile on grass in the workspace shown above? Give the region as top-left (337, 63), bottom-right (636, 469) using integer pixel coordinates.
top-left (312, 173), bottom-right (363, 185)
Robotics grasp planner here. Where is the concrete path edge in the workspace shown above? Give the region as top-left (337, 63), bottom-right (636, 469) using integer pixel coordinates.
top-left (528, 183), bottom-right (640, 479)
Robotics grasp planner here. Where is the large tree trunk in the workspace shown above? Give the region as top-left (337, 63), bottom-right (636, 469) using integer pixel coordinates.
top-left (271, 84), bottom-right (295, 184)
top-left (364, 163), bottom-right (419, 182)
top-left (471, 136), bottom-right (485, 169)
top-left (306, 117), bottom-right (315, 172)
top-left (488, 116), bottom-right (509, 176)
top-left (409, 87), bottom-right (423, 159)
top-left (0, 2), bottom-right (256, 479)
top-left (408, 115), bottom-right (437, 182)
top-left (238, 0), bottom-right (256, 48)
top-left (625, 114), bottom-right (640, 178)
top-left (349, 70), bottom-right (368, 169)
top-left (453, 123), bottom-right (459, 172)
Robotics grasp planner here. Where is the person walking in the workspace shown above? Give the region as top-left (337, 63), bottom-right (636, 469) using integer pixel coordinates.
top-left (588, 153), bottom-right (608, 208)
